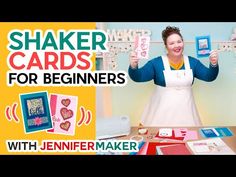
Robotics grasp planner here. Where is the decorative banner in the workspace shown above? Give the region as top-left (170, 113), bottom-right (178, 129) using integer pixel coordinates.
top-left (102, 42), bottom-right (134, 70)
top-left (218, 41), bottom-right (236, 52)
top-left (102, 29), bottom-right (152, 70)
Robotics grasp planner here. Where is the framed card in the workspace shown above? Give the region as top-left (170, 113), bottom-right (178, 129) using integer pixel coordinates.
top-left (200, 128), bottom-right (219, 138)
top-left (20, 91), bottom-right (53, 133)
top-left (195, 35), bottom-right (211, 58)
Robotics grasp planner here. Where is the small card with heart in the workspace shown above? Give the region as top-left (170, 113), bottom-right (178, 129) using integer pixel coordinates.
top-left (47, 93), bottom-right (78, 135)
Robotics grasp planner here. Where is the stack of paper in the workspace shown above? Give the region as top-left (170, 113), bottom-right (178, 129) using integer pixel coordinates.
top-left (156, 144), bottom-right (192, 155)
top-left (136, 142), bottom-right (188, 155)
top-left (186, 138), bottom-right (235, 155)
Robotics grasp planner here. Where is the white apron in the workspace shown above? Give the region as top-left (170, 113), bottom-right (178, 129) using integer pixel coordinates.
top-left (140, 55), bottom-right (202, 127)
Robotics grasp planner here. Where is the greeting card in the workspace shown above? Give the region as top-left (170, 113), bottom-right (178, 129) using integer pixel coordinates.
top-left (155, 128), bottom-right (185, 141)
top-left (134, 35), bottom-right (150, 59)
top-left (200, 128), bottom-right (220, 138)
top-left (20, 91), bottom-right (52, 133)
top-left (48, 94), bottom-right (78, 136)
top-left (200, 127), bottom-right (233, 138)
top-left (195, 35), bottom-right (211, 58)
top-left (187, 138), bottom-right (235, 155)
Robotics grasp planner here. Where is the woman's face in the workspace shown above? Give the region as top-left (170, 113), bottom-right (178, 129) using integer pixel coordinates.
top-left (166, 33), bottom-right (184, 58)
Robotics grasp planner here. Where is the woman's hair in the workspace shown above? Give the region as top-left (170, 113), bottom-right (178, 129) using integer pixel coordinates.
top-left (162, 26), bottom-right (183, 45)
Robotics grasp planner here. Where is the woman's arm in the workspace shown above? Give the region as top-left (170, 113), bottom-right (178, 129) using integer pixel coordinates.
top-left (128, 52), bottom-right (155, 82)
top-left (194, 50), bottom-right (219, 82)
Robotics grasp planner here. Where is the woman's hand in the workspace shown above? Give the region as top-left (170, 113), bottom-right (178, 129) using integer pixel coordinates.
top-left (129, 51), bottom-right (139, 69)
top-left (209, 50), bottom-right (219, 66)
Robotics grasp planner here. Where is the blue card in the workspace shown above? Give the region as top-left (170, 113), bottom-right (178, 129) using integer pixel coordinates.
top-left (195, 35), bottom-right (211, 58)
top-left (200, 127), bottom-right (233, 138)
top-left (215, 127), bottom-right (233, 137)
top-left (200, 128), bottom-right (219, 138)
top-left (20, 91), bottom-right (52, 133)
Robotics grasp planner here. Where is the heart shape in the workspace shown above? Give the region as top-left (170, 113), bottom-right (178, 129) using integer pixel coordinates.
top-left (60, 108), bottom-right (73, 120)
top-left (61, 99), bottom-right (71, 107)
top-left (60, 121), bottom-right (71, 131)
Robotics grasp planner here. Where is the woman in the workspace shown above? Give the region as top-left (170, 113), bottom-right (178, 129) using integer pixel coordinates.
top-left (128, 26), bottom-right (219, 127)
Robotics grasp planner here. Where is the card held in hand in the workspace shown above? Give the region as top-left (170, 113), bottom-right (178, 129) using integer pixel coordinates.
top-left (195, 35), bottom-right (211, 58)
top-left (134, 35), bottom-right (150, 59)
top-left (20, 91), bottom-right (53, 133)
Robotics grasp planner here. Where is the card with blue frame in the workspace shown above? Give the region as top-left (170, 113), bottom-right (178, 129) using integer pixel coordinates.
top-left (20, 91), bottom-right (53, 133)
top-left (215, 127), bottom-right (233, 137)
top-left (200, 128), bottom-right (219, 138)
top-left (195, 35), bottom-right (211, 58)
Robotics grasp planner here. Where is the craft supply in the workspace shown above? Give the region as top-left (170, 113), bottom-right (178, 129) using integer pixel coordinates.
top-left (130, 135), bottom-right (144, 142)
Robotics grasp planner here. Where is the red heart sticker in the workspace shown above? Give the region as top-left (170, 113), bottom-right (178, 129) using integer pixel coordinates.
top-left (60, 108), bottom-right (73, 120)
top-left (61, 99), bottom-right (71, 107)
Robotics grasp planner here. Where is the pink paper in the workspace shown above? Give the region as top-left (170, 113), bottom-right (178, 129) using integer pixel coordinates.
top-left (48, 94), bottom-right (78, 136)
top-left (137, 142), bottom-right (149, 155)
top-left (134, 36), bottom-right (150, 59)
top-left (174, 128), bottom-right (188, 137)
top-left (183, 130), bottom-right (198, 141)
